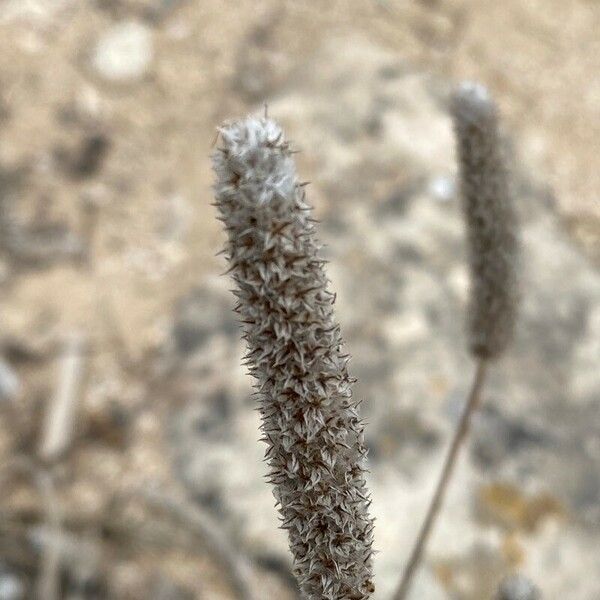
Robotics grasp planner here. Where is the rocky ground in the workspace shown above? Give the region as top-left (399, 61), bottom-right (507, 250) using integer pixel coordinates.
top-left (0, 1), bottom-right (598, 599)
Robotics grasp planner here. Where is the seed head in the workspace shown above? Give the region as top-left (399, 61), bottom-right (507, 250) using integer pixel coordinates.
top-left (212, 117), bottom-right (375, 599)
top-left (451, 82), bottom-right (520, 360)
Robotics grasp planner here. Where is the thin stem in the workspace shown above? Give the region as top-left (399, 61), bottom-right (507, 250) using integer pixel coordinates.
top-left (393, 359), bottom-right (488, 600)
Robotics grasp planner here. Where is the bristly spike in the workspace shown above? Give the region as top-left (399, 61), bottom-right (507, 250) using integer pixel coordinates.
top-left (451, 82), bottom-right (520, 360)
top-left (212, 116), bottom-right (374, 600)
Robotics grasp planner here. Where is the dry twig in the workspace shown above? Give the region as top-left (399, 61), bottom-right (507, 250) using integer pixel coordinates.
top-left (39, 332), bottom-right (86, 462)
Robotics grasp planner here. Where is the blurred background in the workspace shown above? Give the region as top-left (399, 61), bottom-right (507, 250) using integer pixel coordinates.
top-left (0, 1), bottom-right (599, 598)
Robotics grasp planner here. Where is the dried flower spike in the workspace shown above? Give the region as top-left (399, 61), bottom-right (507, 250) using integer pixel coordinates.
top-left (212, 117), bottom-right (375, 600)
top-left (395, 83), bottom-right (521, 600)
top-left (451, 82), bottom-right (519, 359)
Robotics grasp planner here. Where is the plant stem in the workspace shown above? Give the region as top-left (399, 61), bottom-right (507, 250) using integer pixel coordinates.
top-left (393, 359), bottom-right (488, 600)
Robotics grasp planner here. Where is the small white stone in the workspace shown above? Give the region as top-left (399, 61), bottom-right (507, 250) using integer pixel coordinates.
top-left (0, 359), bottom-right (20, 403)
top-left (92, 21), bottom-right (153, 82)
top-left (428, 175), bottom-right (456, 202)
top-left (0, 570), bottom-right (24, 600)
top-left (497, 574), bottom-right (540, 600)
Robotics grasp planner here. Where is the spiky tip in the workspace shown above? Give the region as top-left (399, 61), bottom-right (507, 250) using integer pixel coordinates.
top-left (213, 117), bottom-right (297, 207)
